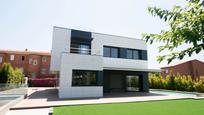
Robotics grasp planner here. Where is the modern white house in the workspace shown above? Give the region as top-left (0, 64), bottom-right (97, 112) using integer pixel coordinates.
top-left (51, 26), bottom-right (149, 99)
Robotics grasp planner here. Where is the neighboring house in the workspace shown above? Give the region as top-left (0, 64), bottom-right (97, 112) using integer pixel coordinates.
top-left (0, 50), bottom-right (55, 78)
top-left (51, 26), bottom-right (150, 99)
top-left (161, 59), bottom-right (204, 80)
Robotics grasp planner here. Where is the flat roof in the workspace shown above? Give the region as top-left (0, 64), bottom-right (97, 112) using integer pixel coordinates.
top-left (53, 26), bottom-right (144, 41)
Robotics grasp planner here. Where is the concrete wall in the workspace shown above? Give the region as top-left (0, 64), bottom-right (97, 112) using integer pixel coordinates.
top-left (59, 53), bottom-right (103, 98)
top-left (50, 27), bottom-right (71, 71)
top-left (92, 32), bottom-right (148, 70)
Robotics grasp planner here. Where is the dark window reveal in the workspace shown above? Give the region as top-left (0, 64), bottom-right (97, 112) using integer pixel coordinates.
top-left (22, 56), bottom-right (25, 61)
top-left (72, 70), bottom-right (97, 86)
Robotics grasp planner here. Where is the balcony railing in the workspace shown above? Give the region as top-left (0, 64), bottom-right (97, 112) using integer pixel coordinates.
top-left (70, 47), bottom-right (101, 56)
top-left (70, 47), bottom-right (91, 55)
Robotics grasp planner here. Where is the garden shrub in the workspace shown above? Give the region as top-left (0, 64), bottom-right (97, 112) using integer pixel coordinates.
top-left (149, 73), bottom-right (164, 89)
top-left (194, 78), bottom-right (204, 93)
top-left (165, 74), bottom-right (176, 90)
top-left (0, 63), bottom-right (25, 84)
top-left (149, 73), bottom-right (198, 92)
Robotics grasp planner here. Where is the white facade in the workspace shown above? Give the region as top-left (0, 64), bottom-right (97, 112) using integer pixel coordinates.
top-left (51, 26), bottom-right (148, 98)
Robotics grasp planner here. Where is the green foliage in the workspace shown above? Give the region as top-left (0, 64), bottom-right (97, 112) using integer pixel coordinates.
top-left (194, 78), bottom-right (204, 93)
top-left (142, 0), bottom-right (204, 64)
top-left (165, 74), bottom-right (176, 90)
top-left (149, 73), bottom-right (165, 89)
top-left (148, 73), bottom-right (204, 92)
top-left (0, 63), bottom-right (14, 83)
top-left (0, 63), bottom-right (25, 84)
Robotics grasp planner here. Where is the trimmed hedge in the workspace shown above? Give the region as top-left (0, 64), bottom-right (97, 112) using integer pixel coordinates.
top-left (28, 77), bottom-right (58, 87)
top-left (149, 73), bottom-right (204, 93)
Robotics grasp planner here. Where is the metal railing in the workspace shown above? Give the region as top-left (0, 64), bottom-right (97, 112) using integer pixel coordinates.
top-left (70, 47), bottom-right (102, 56)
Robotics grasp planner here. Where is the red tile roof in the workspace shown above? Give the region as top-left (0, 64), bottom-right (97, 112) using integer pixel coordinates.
top-left (0, 49), bottom-right (50, 56)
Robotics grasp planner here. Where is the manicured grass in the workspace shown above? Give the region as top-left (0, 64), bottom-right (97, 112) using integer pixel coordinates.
top-left (54, 99), bottom-right (204, 115)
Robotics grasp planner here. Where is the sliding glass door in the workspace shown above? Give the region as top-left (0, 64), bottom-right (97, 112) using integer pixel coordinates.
top-left (126, 75), bottom-right (139, 91)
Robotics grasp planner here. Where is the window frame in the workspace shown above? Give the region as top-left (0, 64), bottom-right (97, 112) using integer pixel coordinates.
top-left (10, 55), bottom-right (15, 61)
top-left (22, 56), bottom-right (25, 61)
top-left (42, 57), bottom-right (47, 62)
top-left (33, 59), bottom-right (38, 66)
top-left (0, 56), bottom-right (3, 63)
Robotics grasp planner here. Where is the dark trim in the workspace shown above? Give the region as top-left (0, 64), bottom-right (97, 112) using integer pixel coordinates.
top-left (71, 29), bottom-right (92, 39)
top-left (141, 50), bottom-right (148, 60)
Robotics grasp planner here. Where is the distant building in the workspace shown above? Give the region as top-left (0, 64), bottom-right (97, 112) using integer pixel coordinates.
top-left (161, 59), bottom-right (204, 80)
top-left (0, 49), bottom-right (55, 78)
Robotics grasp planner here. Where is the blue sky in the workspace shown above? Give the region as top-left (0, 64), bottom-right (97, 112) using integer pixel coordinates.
top-left (0, 0), bottom-right (203, 69)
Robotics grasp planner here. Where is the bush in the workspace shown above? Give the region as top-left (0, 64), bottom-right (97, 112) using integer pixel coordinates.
top-left (0, 63), bottom-right (15, 83)
top-left (149, 73), bottom-right (164, 89)
top-left (0, 63), bottom-right (25, 84)
top-left (149, 73), bottom-right (202, 92)
top-left (194, 78), bottom-right (204, 93)
top-left (165, 74), bottom-right (176, 90)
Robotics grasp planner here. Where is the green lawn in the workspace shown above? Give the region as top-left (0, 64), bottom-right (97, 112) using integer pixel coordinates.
top-left (54, 99), bottom-right (204, 115)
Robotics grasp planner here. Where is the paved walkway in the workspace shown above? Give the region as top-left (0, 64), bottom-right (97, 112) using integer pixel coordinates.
top-left (6, 108), bottom-right (51, 115)
top-left (11, 87), bottom-right (192, 109)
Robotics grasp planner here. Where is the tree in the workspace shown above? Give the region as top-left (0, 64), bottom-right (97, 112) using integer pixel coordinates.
top-left (142, 0), bottom-right (204, 63)
top-left (0, 63), bottom-right (25, 84)
top-left (0, 63), bottom-right (14, 83)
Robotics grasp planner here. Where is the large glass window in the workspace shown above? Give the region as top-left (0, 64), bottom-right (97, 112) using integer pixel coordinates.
top-left (127, 49), bottom-right (140, 60)
top-left (103, 46), bottom-right (118, 58)
top-left (103, 46), bottom-right (143, 60)
top-left (111, 48), bottom-right (118, 58)
top-left (72, 70), bottom-right (97, 86)
top-left (126, 75), bottom-right (139, 91)
top-left (133, 50), bottom-right (140, 59)
top-left (103, 47), bottom-right (111, 57)
top-left (127, 49), bottom-right (133, 59)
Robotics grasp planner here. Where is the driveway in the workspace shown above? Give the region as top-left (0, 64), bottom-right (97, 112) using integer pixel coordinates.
top-left (12, 87), bottom-right (191, 109)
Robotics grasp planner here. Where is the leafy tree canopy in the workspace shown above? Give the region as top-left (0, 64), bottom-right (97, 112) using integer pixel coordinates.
top-left (142, 0), bottom-right (204, 64)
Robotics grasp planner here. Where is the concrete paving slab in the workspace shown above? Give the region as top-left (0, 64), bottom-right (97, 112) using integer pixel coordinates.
top-left (10, 87), bottom-right (193, 109)
top-left (6, 108), bottom-right (51, 115)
